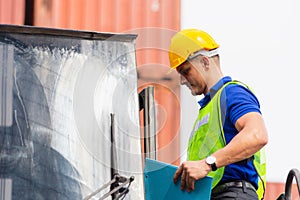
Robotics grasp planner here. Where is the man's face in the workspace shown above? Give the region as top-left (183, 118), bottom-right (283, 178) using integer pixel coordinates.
top-left (176, 58), bottom-right (207, 96)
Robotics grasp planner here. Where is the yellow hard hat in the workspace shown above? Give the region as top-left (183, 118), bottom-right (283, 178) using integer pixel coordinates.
top-left (168, 29), bottom-right (219, 69)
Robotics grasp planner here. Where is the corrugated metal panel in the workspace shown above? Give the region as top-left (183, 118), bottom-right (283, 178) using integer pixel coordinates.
top-left (34, 0), bottom-right (180, 32)
top-left (34, 0), bottom-right (181, 165)
top-left (0, 0), bottom-right (25, 25)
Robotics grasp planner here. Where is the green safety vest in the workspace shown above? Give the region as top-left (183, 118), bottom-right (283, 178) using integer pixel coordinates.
top-left (187, 81), bottom-right (266, 199)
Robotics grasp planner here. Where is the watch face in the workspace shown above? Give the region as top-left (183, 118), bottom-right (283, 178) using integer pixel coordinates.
top-left (206, 156), bottom-right (216, 164)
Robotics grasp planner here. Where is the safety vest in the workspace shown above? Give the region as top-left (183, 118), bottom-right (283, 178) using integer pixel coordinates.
top-left (187, 81), bottom-right (266, 199)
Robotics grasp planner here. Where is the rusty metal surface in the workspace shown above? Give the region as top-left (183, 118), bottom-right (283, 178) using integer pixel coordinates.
top-left (0, 25), bottom-right (144, 200)
top-left (0, 0), bottom-right (25, 25)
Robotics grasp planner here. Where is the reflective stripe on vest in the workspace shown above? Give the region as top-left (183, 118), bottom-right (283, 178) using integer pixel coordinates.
top-left (187, 80), bottom-right (266, 199)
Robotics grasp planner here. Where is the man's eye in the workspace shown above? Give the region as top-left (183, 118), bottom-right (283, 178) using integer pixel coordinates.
top-left (181, 69), bottom-right (189, 75)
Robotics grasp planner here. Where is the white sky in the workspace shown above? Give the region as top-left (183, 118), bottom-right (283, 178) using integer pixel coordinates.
top-left (180, 0), bottom-right (300, 182)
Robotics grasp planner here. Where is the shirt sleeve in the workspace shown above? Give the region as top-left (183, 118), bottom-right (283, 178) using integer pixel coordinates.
top-left (222, 84), bottom-right (261, 126)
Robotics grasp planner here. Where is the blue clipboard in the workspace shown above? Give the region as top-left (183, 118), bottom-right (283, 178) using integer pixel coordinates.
top-left (144, 158), bottom-right (213, 200)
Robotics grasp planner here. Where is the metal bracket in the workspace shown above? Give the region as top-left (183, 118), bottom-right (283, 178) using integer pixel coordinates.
top-left (83, 174), bottom-right (134, 200)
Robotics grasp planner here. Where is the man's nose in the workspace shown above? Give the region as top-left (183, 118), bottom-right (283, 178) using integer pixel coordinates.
top-left (180, 75), bottom-right (187, 85)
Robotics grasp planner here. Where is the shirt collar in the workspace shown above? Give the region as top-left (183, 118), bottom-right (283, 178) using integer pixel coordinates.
top-left (198, 76), bottom-right (232, 107)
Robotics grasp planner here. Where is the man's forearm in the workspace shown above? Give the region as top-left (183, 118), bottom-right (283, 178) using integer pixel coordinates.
top-left (212, 113), bottom-right (268, 168)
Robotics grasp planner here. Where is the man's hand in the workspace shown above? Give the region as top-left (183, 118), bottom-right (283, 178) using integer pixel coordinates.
top-left (173, 160), bottom-right (211, 192)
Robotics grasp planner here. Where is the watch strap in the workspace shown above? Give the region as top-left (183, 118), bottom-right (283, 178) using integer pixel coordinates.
top-left (210, 162), bottom-right (217, 171)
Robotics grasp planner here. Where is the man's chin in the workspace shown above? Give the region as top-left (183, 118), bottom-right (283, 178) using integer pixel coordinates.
top-left (191, 89), bottom-right (202, 96)
top-left (184, 86), bottom-right (198, 95)
top-left (190, 90), bottom-right (197, 96)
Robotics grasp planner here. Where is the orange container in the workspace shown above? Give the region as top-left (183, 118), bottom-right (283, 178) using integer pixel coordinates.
top-left (0, 0), bottom-right (25, 25)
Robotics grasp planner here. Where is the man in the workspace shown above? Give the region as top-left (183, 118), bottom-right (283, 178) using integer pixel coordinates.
top-left (169, 29), bottom-right (268, 199)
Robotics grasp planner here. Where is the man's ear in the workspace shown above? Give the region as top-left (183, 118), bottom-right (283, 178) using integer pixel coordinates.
top-left (201, 56), bottom-right (210, 70)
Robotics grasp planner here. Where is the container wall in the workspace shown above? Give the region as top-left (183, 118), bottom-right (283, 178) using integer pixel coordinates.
top-left (0, 25), bottom-right (143, 200)
top-left (0, 0), bottom-right (25, 25)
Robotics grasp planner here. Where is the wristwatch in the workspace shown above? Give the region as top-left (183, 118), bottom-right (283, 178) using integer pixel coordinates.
top-left (206, 156), bottom-right (217, 171)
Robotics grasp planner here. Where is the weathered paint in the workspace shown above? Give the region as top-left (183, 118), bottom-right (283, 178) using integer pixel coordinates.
top-left (0, 0), bottom-right (25, 25)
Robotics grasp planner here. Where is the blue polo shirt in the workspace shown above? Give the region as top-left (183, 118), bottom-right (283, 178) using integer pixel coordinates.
top-left (198, 76), bottom-right (261, 188)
